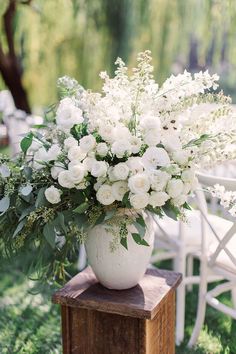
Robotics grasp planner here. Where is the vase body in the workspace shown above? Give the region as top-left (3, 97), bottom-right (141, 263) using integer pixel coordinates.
top-left (85, 211), bottom-right (155, 290)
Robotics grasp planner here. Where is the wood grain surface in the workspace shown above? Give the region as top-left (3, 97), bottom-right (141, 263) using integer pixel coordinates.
top-left (53, 266), bottom-right (182, 320)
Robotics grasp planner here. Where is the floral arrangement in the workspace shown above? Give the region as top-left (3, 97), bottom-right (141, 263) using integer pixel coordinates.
top-left (1, 51), bottom-right (236, 282)
top-left (209, 184), bottom-right (236, 217)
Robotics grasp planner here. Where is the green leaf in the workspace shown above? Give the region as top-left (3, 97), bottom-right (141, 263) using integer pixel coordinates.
top-left (132, 233), bottom-right (149, 246)
top-left (105, 209), bottom-right (116, 221)
top-left (56, 212), bottom-right (67, 233)
top-left (73, 202), bottom-right (89, 214)
top-left (23, 166), bottom-right (32, 180)
top-left (121, 191), bottom-right (131, 208)
top-left (162, 202), bottom-right (180, 221)
top-left (43, 223), bottom-right (56, 249)
top-left (19, 206), bottom-right (35, 221)
top-left (35, 187), bottom-right (47, 208)
top-left (120, 236), bottom-right (128, 250)
top-left (135, 215), bottom-right (146, 227)
top-left (133, 221), bottom-right (146, 238)
top-left (0, 164), bottom-right (10, 178)
top-left (32, 124), bottom-right (48, 129)
top-left (13, 219), bottom-right (27, 238)
top-left (20, 133), bottom-right (33, 154)
top-left (20, 184), bottom-right (33, 196)
top-left (94, 212), bottom-right (106, 225)
top-left (0, 196), bottom-right (10, 214)
top-left (183, 202), bottom-right (192, 210)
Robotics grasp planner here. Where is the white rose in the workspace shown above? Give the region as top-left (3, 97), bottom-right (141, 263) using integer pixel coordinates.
top-left (47, 144), bottom-right (62, 161)
top-left (91, 161), bottom-right (108, 178)
top-left (79, 135), bottom-right (96, 153)
top-left (111, 139), bottom-right (132, 158)
top-left (142, 147), bottom-right (170, 169)
top-left (166, 179), bottom-right (184, 198)
top-left (181, 169), bottom-right (195, 183)
top-left (96, 143), bottom-right (108, 157)
top-left (172, 150), bottom-right (190, 165)
top-left (149, 191), bottom-right (169, 207)
top-left (130, 193), bottom-right (149, 209)
top-left (172, 194), bottom-right (187, 207)
top-left (108, 167), bottom-right (116, 182)
top-left (45, 186), bottom-right (61, 204)
top-left (51, 163), bottom-right (65, 180)
top-left (82, 157), bottom-right (96, 172)
top-left (96, 184), bottom-right (115, 205)
top-left (128, 173), bottom-right (150, 194)
top-left (130, 136), bottom-right (142, 154)
top-left (112, 181), bottom-right (129, 201)
top-left (139, 114), bottom-right (161, 130)
top-left (64, 137), bottom-right (78, 150)
top-left (34, 147), bottom-right (48, 169)
top-left (68, 164), bottom-right (86, 183)
top-left (161, 133), bottom-right (182, 152)
top-left (113, 163), bottom-right (129, 181)
top-left (58, 170), bottom-right (75, 189)
top-left (144, 129), bottom-right (161, 146)
top-left (127, 157), bottom-right (144, 174)
top-left (114, 126), bottom-right (132, 140)
top-left (56, 97), bottom-right (84, 131)
top-left (98, 125), bottom-right (114, 143)
top-left (150, 170), bottom-right (171, 191)
top-left (68, 146), bottom-right (86, 162)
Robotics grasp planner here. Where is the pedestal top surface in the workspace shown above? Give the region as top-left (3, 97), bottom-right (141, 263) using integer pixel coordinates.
top-left (52, 267), bottom-right (182, 319)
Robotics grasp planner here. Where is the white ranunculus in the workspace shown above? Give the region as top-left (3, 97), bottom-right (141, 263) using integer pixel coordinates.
top-left (64, 137), bottom-right (78, 150)
top-left (47, 144), bottom-right (62, 161)
top-left (68, 146), bottom-right (86, 162)
top-left (79, 135), bottom-right (96, 153)
top-left (150, 170), bottom-right (171, 191)
top-left (113, 163), bottom-right (129, 181)
top-left (96, 142), bottom-right (108, 157)
top-left (58, 170), bottom-right (75, 189)
top-left (130, 136), bottom-right (142, 154)
top-left (91, 161), bottom-right (108, 178)
top-left (45, 186), bottom-right (61, 204)
top-left (111, 139), bottom-right (132, 158)
top-left (144, 129), bottom-right (161, 146)
top-left (56, 97), bottom-right (84, 131)
top-left (127, 157), bottom-right (144, 174)
top-left (96, 184), bottom-right (115, 205)
top-left (149, 191), bottom-right (169, 207)
top-left (142, 147), bottom-right (170, 169)
top-left (128, 173), bottom-right (150, 194)
top-left (130, 193), bottom-right (149, 209)
top-left (181, 169), bottom-right (195, 183)
top-left (112, 181), bottom-right (129, 201)
top-left (172, 150), bottom-right (190, 165)
top-left (172, 194), bottom-right (187, 207)
top-left (68, 164), bottom-right (86, 183)
top-left (166, 179), bottom-right (184, 198)
top-left (51, 163), bottom-right (65, 180)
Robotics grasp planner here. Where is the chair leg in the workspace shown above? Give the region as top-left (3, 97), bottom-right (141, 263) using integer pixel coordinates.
top-left (231, 287), bottom-right (236, 309)
top-left (188, 266), bottom-right (208, 348)
top-left (186, 255), bottom-right (194, 292)
top-left (175, 253), bottom-right (186, 345)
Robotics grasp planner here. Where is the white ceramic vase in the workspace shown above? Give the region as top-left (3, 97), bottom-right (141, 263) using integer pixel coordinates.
top-left (85, 211), bottom-right (155, 290)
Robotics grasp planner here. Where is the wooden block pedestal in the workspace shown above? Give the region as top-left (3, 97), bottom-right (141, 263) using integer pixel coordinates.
top-left (52, 267), bottom-right (182, 354)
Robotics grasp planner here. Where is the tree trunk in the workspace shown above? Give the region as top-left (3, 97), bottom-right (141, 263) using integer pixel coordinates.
top-left (0, 0), bottom-right (31, 114)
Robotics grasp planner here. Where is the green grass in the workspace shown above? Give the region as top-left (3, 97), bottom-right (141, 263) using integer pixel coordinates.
top-left (0, 257), bottom-right (235, 353)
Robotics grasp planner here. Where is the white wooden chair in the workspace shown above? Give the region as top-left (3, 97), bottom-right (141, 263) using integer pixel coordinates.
top-left (188, 173), bottom-right (236, 347)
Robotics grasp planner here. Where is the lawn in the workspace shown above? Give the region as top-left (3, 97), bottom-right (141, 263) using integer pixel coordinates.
top-left (0, 257), bottom-right (235, 354)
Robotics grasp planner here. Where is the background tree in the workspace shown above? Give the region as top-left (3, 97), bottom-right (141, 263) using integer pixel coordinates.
top-left (0, 0), bottom-right (31, 113)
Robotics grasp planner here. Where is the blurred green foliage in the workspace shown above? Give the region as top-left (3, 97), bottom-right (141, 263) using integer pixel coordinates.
top-left (1, 0), bottom-right (236, 108)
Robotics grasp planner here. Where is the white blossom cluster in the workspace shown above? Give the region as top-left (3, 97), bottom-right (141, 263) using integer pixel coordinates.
top-left (29, 51), bottom-right (236, 214)
top-left (208, 184), bottom-right (236, 217)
